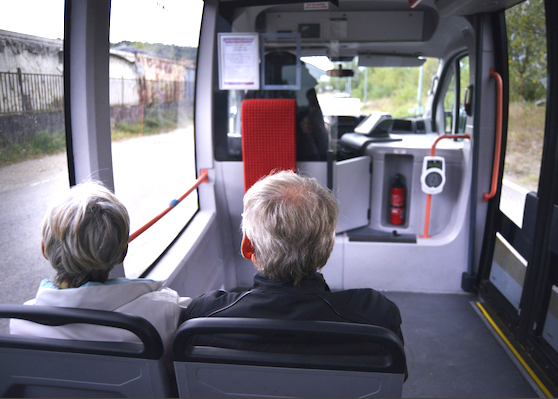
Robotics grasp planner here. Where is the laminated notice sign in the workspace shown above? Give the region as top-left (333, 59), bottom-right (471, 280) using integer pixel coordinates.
top-left (218, 33), bottom-right (259, 90)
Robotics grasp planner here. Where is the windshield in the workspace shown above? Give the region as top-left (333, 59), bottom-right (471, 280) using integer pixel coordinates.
top-left (302, 56), bottom-right (440, 118)
top-left (213, 2), bottom-right (443, 162)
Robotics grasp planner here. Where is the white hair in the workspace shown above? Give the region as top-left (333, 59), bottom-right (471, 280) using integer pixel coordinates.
top-left (242, 170), bottom-right (339, 284)
top-left (42, 181), bottom-right (130, 288)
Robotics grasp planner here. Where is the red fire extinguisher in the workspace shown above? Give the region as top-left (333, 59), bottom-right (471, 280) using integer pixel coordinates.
top-left (390, 174), bottom-right (405, 225)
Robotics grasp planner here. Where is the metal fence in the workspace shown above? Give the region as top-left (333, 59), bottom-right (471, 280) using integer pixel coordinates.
top-left (110, 78), bottom-right (142, 107)
top-left (1, 71), bottom-right (195, 115)
top-left (0, 70), bottom-right (63, 115)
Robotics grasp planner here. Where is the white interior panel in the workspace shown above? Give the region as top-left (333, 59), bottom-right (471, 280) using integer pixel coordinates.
top-left (341, 231), bottom-right (469, 293)
top-left (334, 156), bottom-right (371, 233)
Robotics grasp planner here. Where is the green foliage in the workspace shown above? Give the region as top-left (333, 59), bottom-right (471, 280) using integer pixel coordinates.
top-left (0, 130), bottom-right (66, 166)
top-left (143, 110), bottom-right (177, 132)
top-left (143, 106), bottom-right (181, 132)
top-left (111, 105), bottom-right (184, 140)
top-left (0, 106), bottom-right (190, 165)
top-left (504, 101), bottom-right (545, 191)
top-left (349, 58), bottom-right (439, 117)
top-left (506, 0), bottom-right (547, 102)
top-left (500, 1), bottom-right (547, 192)
top-left (111, 121), bottom-right (144, 141)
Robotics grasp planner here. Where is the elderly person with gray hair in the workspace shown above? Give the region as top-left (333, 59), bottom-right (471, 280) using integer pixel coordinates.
top-left (183, 170), bottom-right (404, 346)
top-left (10, 181), bottom-right (191, 358)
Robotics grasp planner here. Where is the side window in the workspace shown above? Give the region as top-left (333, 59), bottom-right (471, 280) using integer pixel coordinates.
top-left (442, 55), bottom-right (470, 134)
top-left (0, 1), bottom-right (66, 330)
top-left (443, 72), bottom-right (456, 133)
top-left (109, 0), bottom-right (203, 277)
top-left (457, 57), bottom-right (470, 133)
top-left (227, 90), bottom-right (244, 157)
top-left (499, 0), bottom-right (546, 227)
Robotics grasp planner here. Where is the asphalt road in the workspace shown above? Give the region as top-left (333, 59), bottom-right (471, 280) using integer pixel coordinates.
top-left (0, 128), bottom-right (196, 333)
top-left (0, 168), bottom-right (63, 333)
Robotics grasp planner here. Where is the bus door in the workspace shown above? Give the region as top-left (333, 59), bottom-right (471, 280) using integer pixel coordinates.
top-left (477, 0), bottom-right (558, 384)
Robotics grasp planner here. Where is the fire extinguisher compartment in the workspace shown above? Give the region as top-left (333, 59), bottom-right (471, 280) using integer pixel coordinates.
top-left (390, 174), bottom-right (406, 225)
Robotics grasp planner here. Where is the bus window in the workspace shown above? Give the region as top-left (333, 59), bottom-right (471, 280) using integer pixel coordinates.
top-left (0, 0), bottom-right (65, 327)
top-left (109, 0), bottom-right (203, 278)
top-left (441, 55), bottom-right (469, 134)
top-left (458, 57), bottom-right (470, 133)
top-left (319, 58), bottom-right (439, 119)
top-left (499, 0), bottom-right (546, 228)
top-left (443, 72), bottom-right (456, 133)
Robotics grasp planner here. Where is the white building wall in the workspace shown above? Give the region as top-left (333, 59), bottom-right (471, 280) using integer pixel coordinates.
top-left (0, 29), bottom-right (63, 74)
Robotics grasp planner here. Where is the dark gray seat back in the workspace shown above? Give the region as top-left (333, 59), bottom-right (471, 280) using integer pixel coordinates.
top-left (173, 317), bottom-right (406, 398)
top-left (0, 304), bottom-right (171, 398)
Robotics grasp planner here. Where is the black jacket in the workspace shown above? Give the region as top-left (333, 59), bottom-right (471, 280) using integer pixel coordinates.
top-left (183, 273), bottom-right (404, 344)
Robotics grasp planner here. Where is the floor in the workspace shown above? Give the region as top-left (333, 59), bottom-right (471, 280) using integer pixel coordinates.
top-left (384, 292), bottom-right (539, 398)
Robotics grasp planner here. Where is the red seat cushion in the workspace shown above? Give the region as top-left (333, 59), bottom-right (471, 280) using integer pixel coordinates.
top-left (241, 99), bottom-right (297, 192)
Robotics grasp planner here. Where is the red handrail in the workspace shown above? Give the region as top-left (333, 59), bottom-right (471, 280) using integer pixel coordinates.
top-left (483, 68), bottom-right (503, 202)
top-left (128, 169), bottom-right (209, 243)
top-left (421, 134), bottom-right (471, 239)
top-left (422, 68), bottom-right (501, 237)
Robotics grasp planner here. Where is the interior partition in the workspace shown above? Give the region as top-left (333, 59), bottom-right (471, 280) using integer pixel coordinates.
top-left (323, 135), bottom-right (473, 293)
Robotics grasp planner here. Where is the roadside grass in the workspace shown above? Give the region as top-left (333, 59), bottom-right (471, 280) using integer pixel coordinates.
top-left (504, 101), bottom-right (545, 192)
top-left (112, 108), bottom-right (181, 140)
top-left (0, 130), bottom-right (66, 166)
top-left (361, 97), bottom-right (418, 118)
top-left (1, 108), bottom-right (192, 167)
top-left (361, 98), bottom-right (545, 193)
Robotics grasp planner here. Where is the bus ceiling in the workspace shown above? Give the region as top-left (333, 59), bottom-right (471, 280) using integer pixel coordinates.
top-left (217, 0), bottom-right (520, 63)
top-left (219, 0), bottom-right (524, 18)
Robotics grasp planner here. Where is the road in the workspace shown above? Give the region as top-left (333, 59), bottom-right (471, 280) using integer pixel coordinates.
top-left (0, 128), bottom-right (196, 333)
top-left (0, 166), bottom-right (63, 333)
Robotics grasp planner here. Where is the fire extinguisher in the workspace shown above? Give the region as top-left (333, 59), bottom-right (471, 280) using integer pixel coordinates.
top-left (390, 174), bottom-right (405, 225)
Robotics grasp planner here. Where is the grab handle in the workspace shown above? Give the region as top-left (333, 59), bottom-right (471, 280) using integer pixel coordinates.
top-left (483, 68), bottom-right (503, 202)
top-left (129, 169), bottom-right (209, 242)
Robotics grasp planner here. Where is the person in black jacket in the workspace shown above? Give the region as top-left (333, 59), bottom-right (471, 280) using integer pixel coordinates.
top-left (183, 171), bottom-right (405, 350)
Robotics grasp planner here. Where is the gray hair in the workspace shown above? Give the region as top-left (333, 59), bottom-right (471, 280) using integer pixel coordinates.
top-left (42, 181), bottom-right (130, 288)
top-left (242, 170), bottom-right (339, 284)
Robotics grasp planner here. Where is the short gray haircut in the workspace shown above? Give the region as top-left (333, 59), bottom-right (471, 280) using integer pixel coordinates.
top-left (242, 170), bottom-right (339, 284)
top-left (42, 181), bottom-right (130, 288)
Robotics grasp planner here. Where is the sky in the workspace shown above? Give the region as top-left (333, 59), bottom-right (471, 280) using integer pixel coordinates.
top-left (0, 0), bottom-right (203, 47)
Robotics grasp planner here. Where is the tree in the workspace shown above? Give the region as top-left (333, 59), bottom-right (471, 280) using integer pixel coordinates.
top-left (349, 58), bottom-right (439, 117)
top-left (506, 0), bottom-right (546, 102)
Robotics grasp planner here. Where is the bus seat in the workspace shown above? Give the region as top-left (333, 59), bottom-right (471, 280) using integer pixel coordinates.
top-left (241, 98), bottom-right (296, 192)
top-left (173, 318), bottom-right (406, 398)
top-left (0, 304), bottom-right (172, 398)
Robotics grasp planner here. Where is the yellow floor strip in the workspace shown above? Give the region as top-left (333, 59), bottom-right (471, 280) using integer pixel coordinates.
top-left (476, 302), bottom-right (553, 398)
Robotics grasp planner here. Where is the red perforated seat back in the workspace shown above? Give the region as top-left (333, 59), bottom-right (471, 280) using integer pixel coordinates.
top-left (241, 99), bottom-right (297, 192)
